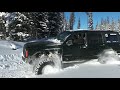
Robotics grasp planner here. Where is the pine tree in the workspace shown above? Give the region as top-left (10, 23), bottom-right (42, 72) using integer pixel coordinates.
top-left (5, 12), bottom-right (27, 40)
top-left (106, 16), bottom-right (110, 30)
top-left (111, 18), bottom-right (116, 31)
top-left (77, 17), bottom-right (80, 29)
top-left (64, 16), bottom-right (68, 31)
top-left (21, 12), bottom-right (36, 37)
top-left (48, 12), bottom-right (64, 37)
top-left (118, 18), bottom-right (120, 31)
top-left (4, 12), bottom-right (47, 40)
top-left (0, 15), bottom-right (6, 39)
top-left (65, 19), bottom-right (70, 31)
top-left (104, 19), bottom-right (107, 30)
top-left (100, 18), bottom-right (105, 30)
top-left (107, 16), bottom-right (110, 24)
top-left (7, 12), bottom-right (30, 33)
top-left (95, 21), bottom-right (100, 30)
top-left (89, 12), bottom-right (93, 30)
top-left (25, 12), bottom-right (48, 38)
top-left (64, 16), bottom-right (70, 30)
top-left (59, 12), bottom-right (64, 33)
top-left (69, 12), bottom-right (75, 30)
top-left (4, 12), bottom-right (65, 39)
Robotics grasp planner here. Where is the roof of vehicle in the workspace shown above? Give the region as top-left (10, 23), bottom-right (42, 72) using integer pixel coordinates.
top-left (66, 30), bottom-right (119, 33)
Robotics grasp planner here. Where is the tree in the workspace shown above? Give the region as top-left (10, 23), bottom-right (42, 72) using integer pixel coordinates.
top-left (117, 18), bottom-right (120, 31)
top-left (64, 16), bottom-right (70, 31)
top-left (7, 12), bottom-right (30, 33)
top-left (100, 18), bottom-right (105, 30)
top-left (3, 12), bottom-right (65, 40)
top-left (95, 21), bottom-right (100, 30)
top-left (63, 16), bottom-right (67, 31)
top-left (6, 12), bottom-right (31, 40)
top-left (69, 12), bottom-right (75, 30)
top-left (104, 19), bottom-right (107, 30)
top-left (48, 12), bottom-right (64, 37)
top-left (22, 12), bottom-right (48, 38)
top-left (86, 12), bottom-right (93, 30)
top-left (0, 15), bottom-right (6, 39)
top-left (8, 12), bottom-right (49, 39)
top-left (106, 16), bottom-right (110, 30)
top-left (63, 13), bottom-right (70, 31)
top-left (107, 16), bottom-right (110, 24)
top-left (111, 18), bottom-right (116, 31)
top-left (77, 17), bottom-right (80, 29)
top-left (65, 19), bottom-right (70, 31)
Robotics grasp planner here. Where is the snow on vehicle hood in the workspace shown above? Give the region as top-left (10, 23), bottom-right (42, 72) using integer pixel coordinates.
top-left (29, 38), bottom-right (62, 45)
top-left (46, 38), bottom-right (62, 44)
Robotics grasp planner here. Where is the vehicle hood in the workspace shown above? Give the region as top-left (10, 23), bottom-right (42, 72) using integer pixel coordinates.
top-left (26, 37), bottom-right (62, 47)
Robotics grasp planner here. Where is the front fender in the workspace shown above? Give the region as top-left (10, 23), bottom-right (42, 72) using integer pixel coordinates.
top-left (31, 48), bottom-right (62, 58)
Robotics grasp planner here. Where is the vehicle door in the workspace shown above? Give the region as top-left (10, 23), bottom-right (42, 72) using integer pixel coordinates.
top-left (86, 32), bottom-right (105, 58)
top-left (63, 32), bottom-right (87, 61)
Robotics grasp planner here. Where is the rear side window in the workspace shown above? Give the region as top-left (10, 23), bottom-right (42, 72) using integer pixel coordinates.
top-left (105, 33), bottom-right (119, 43)
top-left (87, 32), bottom-right (103, 44)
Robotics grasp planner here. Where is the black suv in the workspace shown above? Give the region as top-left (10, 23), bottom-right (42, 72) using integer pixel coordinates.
top-left (22, 30), bottom-right (120, 75)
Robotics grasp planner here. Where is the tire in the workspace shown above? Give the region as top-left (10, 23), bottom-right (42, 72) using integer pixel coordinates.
top-left (33, 53), bottom-right (62, 75)
top-left (98, 49), bottom-right (120, 64)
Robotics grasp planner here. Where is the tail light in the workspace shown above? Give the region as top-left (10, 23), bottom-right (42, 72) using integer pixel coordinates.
top-left (25, 49), bottom-right (28, 58)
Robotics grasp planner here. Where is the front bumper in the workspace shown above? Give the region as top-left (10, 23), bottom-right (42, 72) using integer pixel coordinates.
top-left (22, 56), bottom-right (26, 62)
top-left (22, 56), bottom-right (31, 64)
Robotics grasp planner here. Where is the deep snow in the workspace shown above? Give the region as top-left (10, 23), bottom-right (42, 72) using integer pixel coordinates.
top-left (1, 40), bottom-right (120, 78)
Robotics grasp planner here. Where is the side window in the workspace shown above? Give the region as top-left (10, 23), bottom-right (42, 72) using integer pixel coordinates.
top-left (105, 33), bottom-right (119, 43)
top-left (72, 33), bottom-right (85, 44)
top-left (87, 33), bottom-right (103, 44)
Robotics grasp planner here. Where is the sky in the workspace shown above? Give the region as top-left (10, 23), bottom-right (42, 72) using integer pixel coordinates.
top-left (64, 12), bottom-right (120, 30)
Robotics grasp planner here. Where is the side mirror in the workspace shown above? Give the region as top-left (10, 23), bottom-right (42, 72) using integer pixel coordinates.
top-left (66, 40), bottom-right (73, 46)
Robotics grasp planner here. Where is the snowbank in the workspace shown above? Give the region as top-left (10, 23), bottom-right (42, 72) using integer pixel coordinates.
top-left (0, 40), bottom-right (11, 48)
top-left (0, 40), bottom-right (25, 50)
top-left (0, 53), bottom-right (34, 78)
top-left (0, 40), bottom-right (34, 78)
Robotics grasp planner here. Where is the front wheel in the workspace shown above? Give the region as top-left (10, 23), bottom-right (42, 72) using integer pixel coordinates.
top-left (33, 53), bottom-right (62, 75)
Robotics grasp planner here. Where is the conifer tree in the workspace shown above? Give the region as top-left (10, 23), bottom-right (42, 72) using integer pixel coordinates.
top-left (77, 17), bottom-right (80, 29)
top-left (48, 12), bottom-right (64, 37)
top-left (69, 12), bottom-right (75, 30)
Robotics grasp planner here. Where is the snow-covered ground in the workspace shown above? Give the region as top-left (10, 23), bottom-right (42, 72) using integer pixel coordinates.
top-left (1, 40), bottom-right (120, 78)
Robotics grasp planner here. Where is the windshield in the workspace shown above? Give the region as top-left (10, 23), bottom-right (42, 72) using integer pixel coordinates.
top-left (56, 31), bottom-right (71, 42)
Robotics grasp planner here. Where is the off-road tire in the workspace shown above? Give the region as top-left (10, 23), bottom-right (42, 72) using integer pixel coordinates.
top-left (33, 53), bottom-right (62, 75)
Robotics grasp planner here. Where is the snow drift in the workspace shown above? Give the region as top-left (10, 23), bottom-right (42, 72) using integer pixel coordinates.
top-left (98, 49), bottom-right (120, 64)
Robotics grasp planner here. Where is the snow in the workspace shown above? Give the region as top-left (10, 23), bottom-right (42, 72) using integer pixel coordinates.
top-left (46, 38), bottom-right (61, 44)
top-left (0, 12), bottom-right (5, 16)
top-left (1, 40), bottom-right (120, 78)
top-left (16, 24), bottom-right (22, 27)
